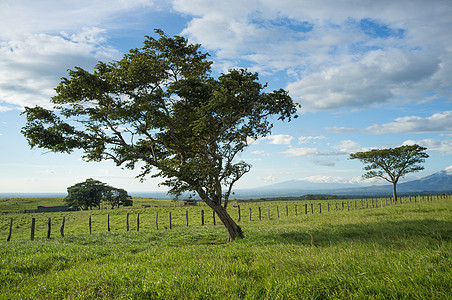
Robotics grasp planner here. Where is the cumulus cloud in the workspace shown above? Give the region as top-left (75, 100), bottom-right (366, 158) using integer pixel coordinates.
top-left (0, 28), bottom-right (120, 108)
top-left (298, 135), bottom-right (325, 144)
top-left (300, 175), bottom-right (349, 184)
top-left (310, 159), bottom-right (335, 167)
top-left (365, 111), bottom-right (452, 134)
top-left (402, 139), bottom-right (452, 155)
top-left (173, 0), bottom-right (452, 111)
top-left (331, 140), bottom-right (369, 154)
top-left (445, 165), bottom-right (452, 174)
top-left (0, 0), bottom-right (157, 40)
top-left (327, 111), bottom-right (452, 134)
top-left (263, 134), bottom-right (294, 145)
top-left (259, 175), bottom-right (277, 183)
top-left (0, 1), bottom-right (158, 108)
top-left (281, 147), bottom-right (342, 157)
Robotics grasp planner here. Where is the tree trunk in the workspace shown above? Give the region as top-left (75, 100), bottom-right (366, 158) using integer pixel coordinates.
top-left (210, 203), bottom-right (244, 242)
top-left (392, 182), bottom-right (398, 204)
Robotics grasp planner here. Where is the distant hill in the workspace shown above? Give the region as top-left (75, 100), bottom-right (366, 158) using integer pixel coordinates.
top-left (231, 169), bottom-right (452, 198)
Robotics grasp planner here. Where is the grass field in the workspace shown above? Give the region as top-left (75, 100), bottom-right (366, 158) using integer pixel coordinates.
top-left (0, 196), bottom-right (451, 299)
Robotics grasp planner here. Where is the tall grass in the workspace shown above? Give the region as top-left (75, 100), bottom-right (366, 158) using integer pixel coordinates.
top-left (0, 196), bottom-right (451, 299)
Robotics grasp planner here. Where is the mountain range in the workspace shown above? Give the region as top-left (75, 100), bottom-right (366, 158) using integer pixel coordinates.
top-left (231, 169), bottom-right (452, 198)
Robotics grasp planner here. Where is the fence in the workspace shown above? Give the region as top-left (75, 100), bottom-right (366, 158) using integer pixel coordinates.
top-left (3, 194), bottom-right (450, 241)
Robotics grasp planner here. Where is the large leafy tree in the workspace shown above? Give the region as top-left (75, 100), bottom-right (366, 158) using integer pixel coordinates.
top-left (350, 145), bottom-right (429, 203)
top-left (65, 178), bottom-right (107, 210)
top-left (21, 30), bottom-right (298, 241)
top-left (64, 178), bottom-right (133, 210)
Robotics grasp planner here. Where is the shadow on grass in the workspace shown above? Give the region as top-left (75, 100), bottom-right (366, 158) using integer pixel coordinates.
top-left (264, 219), bottom-right (452, 248)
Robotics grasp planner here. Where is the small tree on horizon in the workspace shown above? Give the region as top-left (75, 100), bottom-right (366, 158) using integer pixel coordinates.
top-left (103, 187), bottom-right (133, 209)
top-left (350, 144), bottom-right (429, 203)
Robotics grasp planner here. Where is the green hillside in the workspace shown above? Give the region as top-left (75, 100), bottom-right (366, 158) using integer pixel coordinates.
top-left (1, 196), bottom-right (451, 299)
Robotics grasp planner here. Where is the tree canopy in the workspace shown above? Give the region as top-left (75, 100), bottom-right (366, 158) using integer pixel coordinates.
top-left (64, 178), bottom-right (132, 210)
top-left (21, 30), bottom-right (299, 241)
top-left (350, 144), bottom-right (429, 202)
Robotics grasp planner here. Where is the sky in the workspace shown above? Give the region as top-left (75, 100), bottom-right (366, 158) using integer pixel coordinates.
top-left (0, 0), bottom-right (451, 194)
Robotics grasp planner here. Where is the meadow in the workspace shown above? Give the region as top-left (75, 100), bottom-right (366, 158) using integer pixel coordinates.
top-left (0, 195), bottom-right (451, 299)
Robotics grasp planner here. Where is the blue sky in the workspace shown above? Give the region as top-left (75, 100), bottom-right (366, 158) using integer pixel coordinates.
top-left (0, 0), bottom-right (451, 193)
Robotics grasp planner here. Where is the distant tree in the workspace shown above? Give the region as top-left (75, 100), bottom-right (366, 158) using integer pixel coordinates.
top-left (64, 178), bottom-right (132, 210)
top-left (21, 30), bottom-right (298, 241)
top-left (65, 178), bottom-right (106, 210)
top-left (103, 187), bottom-right (133, 209)
top-left (350, 145), bottom-right (428, 203)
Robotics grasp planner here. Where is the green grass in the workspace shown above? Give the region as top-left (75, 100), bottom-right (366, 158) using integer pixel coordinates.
top-left (0, 196), bottom-right (451, 299)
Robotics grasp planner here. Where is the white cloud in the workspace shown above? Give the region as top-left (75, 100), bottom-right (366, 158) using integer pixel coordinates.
top-left (281, 147), bottom-right (342, 157)
top-left (0, 0), bottom-right (159, 108)
top-left (365, 111), bottom-right (452, 134)
top-left (263, 134), bottom-right (294, 145)
top-left (0, 0), bottom-right (157, 40)
top-left (331, 140), bottom-right (368, 154)
top-left (0, 28), bottom-right (120, 108)
top-left (173, 0), bottom-right (452, 111)
top-left (282, 147), bottom-right (323, 157)
top-left (402, 139), bottom-right (452, 155)
top-left (327, 111), bottom-right (452, 134)
top-left (310, 159), bottom-right (335, 167)
top-left (325, 126), bottom-right (356, 133)
top-left (445, 165), bottom-right (452, 174)
top-left (298, 135), bottom-right (325, 144)
top-left (300, 175), bottom-right (348, 184)
top-left (0, 105), bottom-right (14, 113)
top-left (259, 175), bottom-right (277, 183)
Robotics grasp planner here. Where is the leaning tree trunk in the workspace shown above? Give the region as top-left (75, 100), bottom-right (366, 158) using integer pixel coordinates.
top-left (210, 203), bottom-right (244, 242)
top-left (392, 182), bottom-right (398, 204)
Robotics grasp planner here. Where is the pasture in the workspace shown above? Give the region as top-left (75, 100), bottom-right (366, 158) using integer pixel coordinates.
top-left (1, 196), bottom-right (451, 299)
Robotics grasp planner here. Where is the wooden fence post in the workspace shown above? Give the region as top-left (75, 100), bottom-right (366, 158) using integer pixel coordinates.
top-left (319, 203), bottom-right (322, 214)
top-left (107, 214), bottom-right (110, 232)
top-left (89, 215), bottom-right (92, 235)
top-left (347, 201), bottom-right (349, 211)
top-left (237, 205), bottom-right (241, 222)
top-left (201, 210), bottom-right (205, 225)
top-left (259, 207), bottom-right (262, 220)
top-left (295, 205), bottom-right (297, 216)
top-left (213, 211), bottom-right (216, 225)
top-left (341, 202), bottom-right (344, 210)
top-left (186, 210), bottom-right (189, 226)
top-left (31, 218), bottom-right (35, 241)
top-left (60, 216), bottom-right (65, 238)
top-left (249, 207), bottom-right (252, 221)
top-left (277, 206), bottom-right (280, 218)
top-left (328, 202), bottom-right (330, 212)
top-left (47, 217), bottom-right (51, 239)
top-left (137, 213), bottom-right (140, 232)
top-left (286, 205), bottom-right (289, 217)
top-left (156, 212), bottom-right (159, 230)
top-left (336, 201), bottom-right (338, 211)
top-left (305, 203), bottom-right (308, 214)
top-left (169, 212), bottom-right (172, 229)
top-left (126, 213), bottom-right (129, 231)
top-left (7, 218), bottom-right (13, 241)
top-left (311, 203), bottom-right (313, 214)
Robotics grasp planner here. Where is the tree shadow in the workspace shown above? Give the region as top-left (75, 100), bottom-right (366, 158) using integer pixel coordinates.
top-left (264, 219), bottom-right (452, 249)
